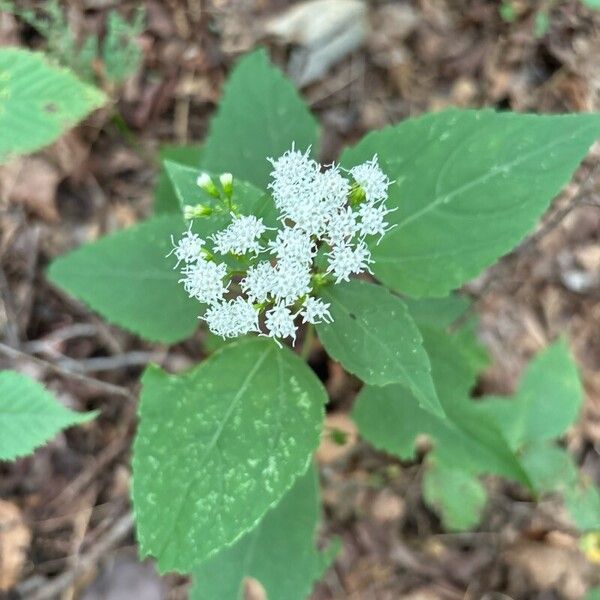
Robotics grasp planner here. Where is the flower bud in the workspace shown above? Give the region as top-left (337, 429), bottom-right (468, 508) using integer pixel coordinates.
top-left (184, 204), bottom-right (213, 220)
top-left (196, 172), bottom-right (220, 198)
top-left (219, 172), bottom-right (234, 197)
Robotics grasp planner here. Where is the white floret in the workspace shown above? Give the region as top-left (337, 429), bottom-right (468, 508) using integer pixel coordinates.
top-left (358, 201), bottom-right (394, 241)
top-left (241, 261), bottom-right (275, 303)
top-left (265, 303), bottom-right (298, 342)
top-left (327, 241), bottom-right (373, 283)
top-left (301, 296), bottom-right (332, 324)
top-left (203, 297), bottom-right (259, 338)
top-left (326, 206), bottom-right (360, 247)
top-left (270, 258), bottom-right (312, 304)
top-left (179, 259), bottom-right (228, 304)
top-left (211, 214), bottom-right (266, 255)
top-left (350, 155), bottom-right (390, 202)
top-left (268, 226), bottom-right (315, 266)
top-left (317, 165), bottom-right (350, 211)
top-left (168, 224), bottom-right (204, 267)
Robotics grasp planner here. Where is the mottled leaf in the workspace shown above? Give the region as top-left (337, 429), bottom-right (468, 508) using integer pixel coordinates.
top-left (191, 464), bottom-right (337, 600)
top-left (132, 338), bottom-right (326, 572)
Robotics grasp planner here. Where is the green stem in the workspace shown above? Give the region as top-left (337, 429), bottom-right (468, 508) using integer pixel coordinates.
top-left (300, 323), bottom-right (315, 361)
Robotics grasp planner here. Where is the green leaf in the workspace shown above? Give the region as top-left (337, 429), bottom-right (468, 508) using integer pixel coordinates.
top-left (316, 280), bottom-right (442, 417)
top-left (0, 47), bottom-right (106, 163)
top-left (164, 161), bottom-right (277, 226)
top-left (520, 443), bottom-right (578, 493)
top-left (423, 462), bottom-right (487, 531)
top-left (564, 484), bottom-right (600, 531)
top-left (352, 326), bottom-right (528, 485)
top-left (402, 295), bottom-right (470, 329)
top-left (102, 8), bottom-right (144, 84)
top-left (0, 371), bottom-right (96, 460)
top-left (475, 341), bottom-right (583, 449)
top-left (583, 0), bottom-right (600, 8)
top-left (201, 49), bottom-right (319, 188)
top-left (47, 215), bottom-right (199, 344)
top-left (584, 589), bottom-right (600, 600)
top-left (190, 464), bottom-right (337, 600)
top-left (340, 110), bottom-right (600, 297)
top-left (132, 338), bottom-right (326, 572)
top-left (154, 145), bottom-right (204, 214)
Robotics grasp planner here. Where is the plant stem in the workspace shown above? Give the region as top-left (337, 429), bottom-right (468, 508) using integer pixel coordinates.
top-left (300, 323), bottom-right (315, 361)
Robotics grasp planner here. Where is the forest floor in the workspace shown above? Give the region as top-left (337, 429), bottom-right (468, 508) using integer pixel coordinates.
top-left (1, 1), bottom-right (600, 598)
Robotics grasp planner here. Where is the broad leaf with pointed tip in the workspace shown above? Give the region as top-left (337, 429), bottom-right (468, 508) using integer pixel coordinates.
top-left (0, 48), bottom-right (106, 163)
top-left (316, 280), bottom-right (443, 417)
top-left (47, 215), bottom-right (199, 344)
top-left (132, 338), bottom-right (326, 572)
top-left (191, 465), bottom-right (338, 600)
top-left (341, 110), bottom-right (600, 297)
top-left (0, 371), bottom-right (96, 460)
top-left (200, 49), bottom-right (319, 188)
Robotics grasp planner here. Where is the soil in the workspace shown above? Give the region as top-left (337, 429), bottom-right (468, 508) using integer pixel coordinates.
top-left (1, 1), bottom-right (600, 598)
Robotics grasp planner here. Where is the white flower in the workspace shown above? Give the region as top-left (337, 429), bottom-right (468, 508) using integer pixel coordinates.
top-left (203, 297), bottom-right (259, 338)
top-left (318, 165), bottom-right (350, 211)
top-left (327, 241), bottom-right (373, 283)
top-left (196, 172), bottom-right (220, 197)
top-left (358, 201), bottom-right (394, 241)
top-left (168, 224), bottom-right (205, 267)
top-left (301, 296), bottom-right (332, 324)
top-left (241, 261), bottom-right (275, 302)
top-left (211, 214), bottom-right (266, 255)
top-left (265, 303), bottom-right (298, 342)
top-left (268, 146), bottom-right (319, 213)
top-left (350, 155), bottom-right (390, 202)
top-left (179, 259), bottom-right (228, 304)
top-left (270, 258), bottom-right (312, 304)
top-left (326, 206), bottom-right (359, 247)
top-left (268, 226), bottom-right (315, 266)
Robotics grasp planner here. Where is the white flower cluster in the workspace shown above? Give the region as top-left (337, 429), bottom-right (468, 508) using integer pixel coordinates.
top-left (169, 147), bottom-right (393, 344)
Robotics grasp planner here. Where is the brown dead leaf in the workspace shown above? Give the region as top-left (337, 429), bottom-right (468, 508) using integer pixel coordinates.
top-left (370, 489), bottom-right (406, 524)
top-left (244, 577), bottom-right (267, 600)
top-left (0, 500), bottom-right (31, 591)
top-left (506, 540), bottom-right (590, 600)
top-left (0, 157), bottom-right (61, 222)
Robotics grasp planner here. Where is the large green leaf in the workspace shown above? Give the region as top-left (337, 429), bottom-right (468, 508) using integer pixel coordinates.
top-left (132, 338), bottom-right (326, 572)
top-left (201, 49), bottom-right (319, 188)
top-left (341, 110), bottom-right (600, 297)
top-left (316, 280), bottom-right (442, 417)
top-left (190, 464), bottom-right (337, 600)
top-left (0, 371), bottom-right (96, 460)
top-left (154, 145), bottom-right (204, 214)
top-left (0, 47), bottom-right (106, 163)
top-left (47, 215), bottom-right (199, 344)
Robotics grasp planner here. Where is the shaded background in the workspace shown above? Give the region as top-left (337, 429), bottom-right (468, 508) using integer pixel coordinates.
top-left (0, 1), bottom-right (599, 598)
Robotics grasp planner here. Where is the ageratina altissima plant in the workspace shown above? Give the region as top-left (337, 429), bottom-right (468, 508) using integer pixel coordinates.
top-left (169, 147), bottom-right (393, 344)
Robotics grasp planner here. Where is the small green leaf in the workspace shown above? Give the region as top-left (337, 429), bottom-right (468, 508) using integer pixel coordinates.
top-left (341, 110), bottom-right (600, 297)
top-left (154, 145), bottom-right (204, 214)
top-left (132, 338), bottom-right (326, 572)
top-left (201, 49), bottom-right (319, 188)
top-left (0, 371), bottom-right (96, 460)
top-left (520, 443), bottom-right (578, 493)
top-left (352, 326), bottom-right (529, 485)
top-left (316, 280), bottom-right (442, 417)
top-left (0, 47), bottom-right (106, 163)
top-left (564, 484), bottom-right (600, 531)
top-left (47, 215), bottom-right (199, 344)
top-left (475, 341), bottom-right (583, 449)
top-left (583, 0), bottom-right (600, 8)
top-left (423, 462), bottom-right (487, 531)
top-left (191, 464), bottom-right (338, 600)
